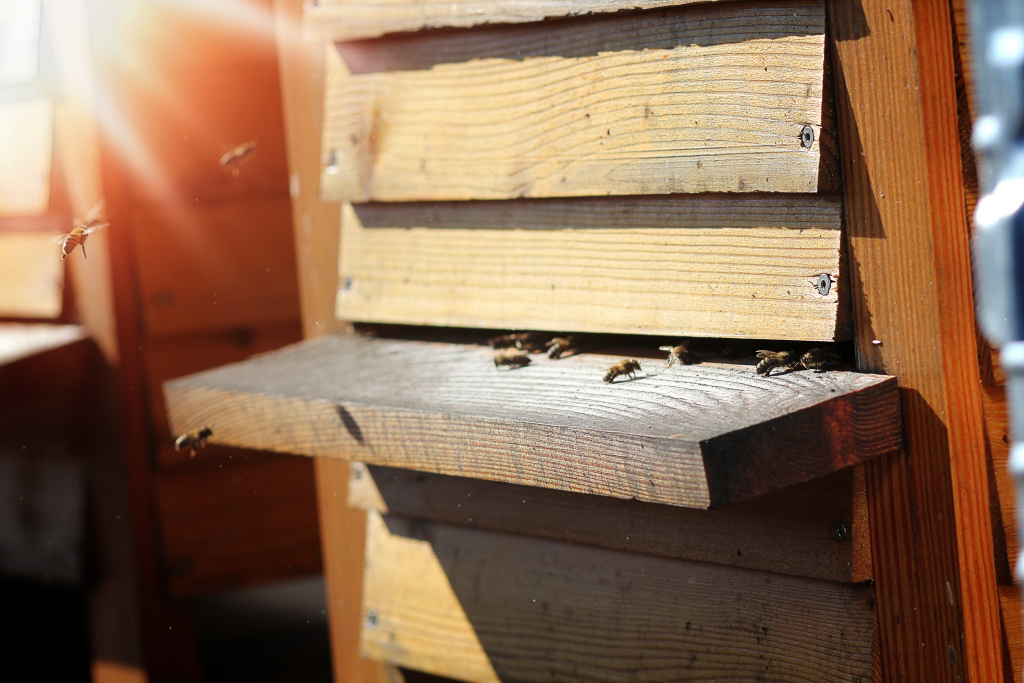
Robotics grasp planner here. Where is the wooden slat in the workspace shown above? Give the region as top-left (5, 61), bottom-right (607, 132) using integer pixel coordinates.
top-left (305, 0), bottom-right (728, 42)
top-left (337, 195), bottom-right (848, 341)
top-left (350, 463), bottom-right (871, 582)
top-left (1002, 587), bottom-right (1023, 683)
top-left (155, 452), bottom-right (322, 597)
top-left (984, 383), bottom-right (1016, 574)
top-left (165, 334), bottom-right (901, 509)
top-left (321, 0), bottom-right (833, 202)
top-left (0, 235), bottom-right (63, 318)
top-left (828, 0), bottom-right (1004, 679)
top-left (360, 511), bottom-right (874, 683)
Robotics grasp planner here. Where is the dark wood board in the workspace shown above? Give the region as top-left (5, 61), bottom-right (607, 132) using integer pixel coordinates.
top-left (164, 334), bottom-right (900, 509)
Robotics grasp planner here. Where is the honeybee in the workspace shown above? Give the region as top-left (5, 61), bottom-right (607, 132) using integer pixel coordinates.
top-left (659, 341), bottom-right (695, 367)
top-left (546, 336), bottom-right (581, 359)
top-left (174, 427), bottom-right (213, 457)
top-left (494, 351), bottom-right (531, 369)
top-left (603, 359), bottom-right (642, 383)
top-left (52, 201), bottom-right (109, 261)
top-left (755, 350), bottom-right (800, 377)
top-left (799, 347), bottom-right (842, 372)
top-left (489, 333), bottom-right (519, 350)
top-left (220, 140), bottom-right (257, 176)
top-left (514, 332), bottom-right (548, 353)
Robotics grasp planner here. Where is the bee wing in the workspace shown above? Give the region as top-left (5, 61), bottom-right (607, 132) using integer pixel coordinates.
top-left (81, 221), bottom-right (110, 236)
top-left (219, 149), bottom-right (236, 166)
top-left (658, 346), bottom-right (673, 353)
top-left (755, 350), bottom-right (775, 359)
top-left (82, 200), bottom-right (105, 224)
top-left (51, 233), bottom-right (71, 244)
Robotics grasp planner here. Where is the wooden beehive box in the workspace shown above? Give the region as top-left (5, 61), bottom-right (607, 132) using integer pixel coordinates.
top-left (164, 0), bottom-right (1014, 680)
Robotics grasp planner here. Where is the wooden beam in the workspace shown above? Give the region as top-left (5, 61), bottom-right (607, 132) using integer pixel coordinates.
top-left (164, 334), bottom-right (901, 509)
top-left (360, 511), bottom-right (875, 682)
top-left (321, 0), bottom-right (834, 202)
top-left (349, 463), bottom-right (871, 583)
top-left (1002, 587), bottom-right (1022, 683)
top-left (336, 195), bottom-right (849, 341)
top-left (304, 0), bottom-right (729, 42)
top-left (827, 0), bottom-right (1004, 679)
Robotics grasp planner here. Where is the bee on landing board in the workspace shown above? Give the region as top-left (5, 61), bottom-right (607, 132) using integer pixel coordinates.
top-left (220, 140), bottom-right (257, 177)
top-left (799, 347), bottom-right (842, 372)
top-left (494, 351), bottom-right (531, 369)
top-left (755, 350), bottom-right (800, 378)
top-left (52, 201), bottom-right (109, 261)
top-left (546, 336), bottom-right (581, 359)
top-left (659, 341), bottom-right (695, 367)
top-left (174, 427), bottom-right (213, 457)
top-left (603, 359), bottom-right (642, 383)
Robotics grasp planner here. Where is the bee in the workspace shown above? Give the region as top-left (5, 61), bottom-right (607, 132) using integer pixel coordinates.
top-left (546, 336), bottom-right (582, 359)
top-left (799, 347), bottom-right (842, 372)
top-left (514, 332), bottom-right (548, 353)
top-left (52, 201), bottom-right (109, 261)
top-left (494, 351), bottom-right (531, 369)
top-left (659, 340), bottom-right (695, 367)
top-left (489, 333), bottom-right (519, 350)
top-left (603, 359), bottom-right (642, 383)
top-left (174, 427), bottom-right (213, 457)
top-left (220, 140), bottom-right (257, 177)
top-left (720, 343), bottom-right (741, 360)
top-left (755, 350), bottom-right (800, 377)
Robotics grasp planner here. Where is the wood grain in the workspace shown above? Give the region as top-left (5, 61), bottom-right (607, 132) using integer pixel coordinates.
top-left (304, 0), bottom-right (728, 41)
top-left (336, 195), bottom-right (850, 341)
top-left (828, 0), bottom-right (1004, 679)
top-left (1002, 586), bottom-right (1023, 683)
top-left (321, 0), bottom-right (832, 201)
top-left (350, 463), bottom-right (871, 582)
top-left (156, 452), bottom-right (322, 597)
top-left (164, 334), bottom-right (901, 509)
top-left (0, 233), bottom-right (63, 318)
top-left (361, 511), bottom-right (875, 683)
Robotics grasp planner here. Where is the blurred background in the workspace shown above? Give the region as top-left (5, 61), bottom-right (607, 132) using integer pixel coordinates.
top-left (0, 0), bottom-right (334, 680)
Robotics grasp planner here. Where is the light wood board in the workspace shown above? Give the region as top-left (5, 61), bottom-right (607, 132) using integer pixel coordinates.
top-left (0, 233), bottom-right (63, 318)
top-left (0, 98), bottom-right (53, 215)
top-left (350, 463), bottom-right (871, 582)
top-left (305, 0), bottom-right (727, 41)
top-left (321, 0), bottom-right (832, 201)
top-left (360, 511), bottom-right (874, 682)
top-left (336, 195), bottom-right (849, 340)
top-left (164, 334), bottom-right (901, 509)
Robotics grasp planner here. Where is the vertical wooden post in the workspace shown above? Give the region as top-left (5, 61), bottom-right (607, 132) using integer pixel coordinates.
top-left (828, 0), bottom-right (1003, 679)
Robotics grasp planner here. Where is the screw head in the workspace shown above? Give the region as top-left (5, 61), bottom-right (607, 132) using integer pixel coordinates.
top-left (817, 273), bottom-right (832, 296)
top-left (365, 608), bottom-right (378, 628)
top-left (833, 521), bottom-right (848, 542)
top-left (801, 126), bottom-right (815, 148)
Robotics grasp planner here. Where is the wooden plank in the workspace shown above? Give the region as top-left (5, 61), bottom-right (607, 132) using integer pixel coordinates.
top-left (321, 0), bottom-right (833, 202)
top-left (350, 463), bottom-right (871, 582)
top-left (337, 195), bottom-right (848, 341)
top-left (305, 0), bottom-right (728, 42)
top-left (0, 98), bottom-right (52, 215)
top-left (828, 0), bottom-right (1004, 679)
top-left (984, 383), bottom-right (1016, 576)
top-left (1003, 587), bottom-right (1023, 683)
top-left (0, 235), bottom-right (63, 318)
top-left (129, 197), bottom-right (301, 337)
top-left (360, 511), bottom-right (875, 683)
top-left (155, 452), bottom-right (322, 597)
top-left (165, 334), bottom-right (901, 509)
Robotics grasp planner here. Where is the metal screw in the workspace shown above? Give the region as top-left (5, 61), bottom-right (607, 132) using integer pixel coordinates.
top-left (817, 273), bottom-right (832, 296)
top-left (801, 126), bottom-right (815, 148)
top-left (833, 521), bottom-right (848, 542)
top-left (365, 608), bottom-right (378, 628)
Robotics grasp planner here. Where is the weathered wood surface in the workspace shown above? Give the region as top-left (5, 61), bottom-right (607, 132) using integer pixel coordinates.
top-left (828, 0), bottom-right (1004, 678)
top-left (304, 0), bottom-right (727, 41)
top-left (165, 334), bottom-right (900, 509)
top-left (350, 463), bottom-right (871, 582)
top-left (337, 196), bottom-right (849, 341)
top-left (156, 453), bottom-right (322, 597)
top-left (361, 511), bottom-right (875, 683)
top-left (321, 0), bottom-right (834, 202)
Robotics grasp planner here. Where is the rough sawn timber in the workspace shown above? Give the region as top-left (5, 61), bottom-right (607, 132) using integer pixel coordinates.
top-left (320, 0), bottom-right (833, 201)
top-left (336, 195), bottom-right (849, 341)
top-left (164, 334), bottom-right (901, 509)
top-left (360, 511), bottom-right (875, 683)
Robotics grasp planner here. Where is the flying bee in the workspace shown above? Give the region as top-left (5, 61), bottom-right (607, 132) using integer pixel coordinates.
top-left (659, 340), bottom-right (695, 367)
top-left (220, 140), bottom-right (257, 177)
top-left (174, 427), bottom-right (213, 457)
top-left (52, 201), bottom-right (109, 261)
top-left (546, 336), bottom-right (582, 359)
top-left (603, 359), bottom-right (642, 383)
top-left (799, 347), bottom-right (842, 372)
top-left (494, 351), bottom-right (531, 369)
top-left (755, 350), bottom-right (800, 378)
